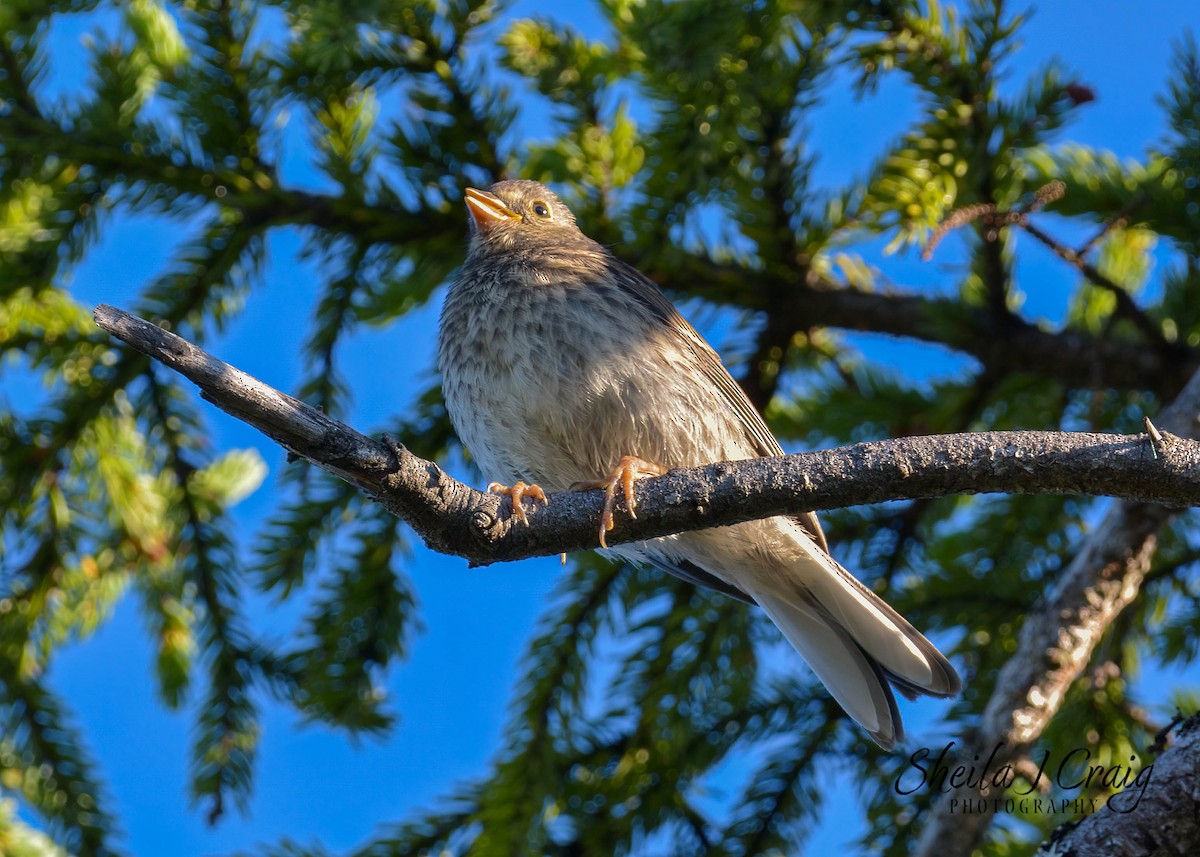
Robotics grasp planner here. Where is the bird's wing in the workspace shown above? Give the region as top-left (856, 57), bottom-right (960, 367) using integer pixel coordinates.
top-left (603, 254), bottom-right (829, 553)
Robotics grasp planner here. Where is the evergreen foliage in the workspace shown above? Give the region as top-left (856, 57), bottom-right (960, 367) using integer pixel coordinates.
top-left (1, 1), bottom-right (1197, 855)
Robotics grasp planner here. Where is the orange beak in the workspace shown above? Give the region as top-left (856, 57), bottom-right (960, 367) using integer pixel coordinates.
top-left (464, 187), bottom-right (520, 232)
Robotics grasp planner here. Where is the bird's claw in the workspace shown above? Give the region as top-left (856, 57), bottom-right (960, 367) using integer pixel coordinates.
top-left (571, 455), bottom-right (667, 548)
top-left (487, 480), bottom-right (548, 526)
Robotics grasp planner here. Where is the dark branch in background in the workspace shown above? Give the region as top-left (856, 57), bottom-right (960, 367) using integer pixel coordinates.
top-left (94, 304), bottom-right (1200, 568)
top-left (915, 355), bottom-right (1200, 857)
top-left (656, 253), bottom-right (1200, 398)
top-left (738, 105), bottom-right (806, 412)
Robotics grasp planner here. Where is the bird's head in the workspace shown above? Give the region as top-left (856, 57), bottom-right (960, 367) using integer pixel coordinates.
top-left (462, 180), bottom-right (584, 254)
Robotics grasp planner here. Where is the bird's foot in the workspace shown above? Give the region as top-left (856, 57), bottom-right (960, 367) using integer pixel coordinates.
top-left (571, 455), bottom-right (667, 548)
top-left (486, 480), bottom-right (548, 526)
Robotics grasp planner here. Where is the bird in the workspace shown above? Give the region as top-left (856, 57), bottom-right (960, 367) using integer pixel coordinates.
top-left (438, 179), bottom-right (961, 748)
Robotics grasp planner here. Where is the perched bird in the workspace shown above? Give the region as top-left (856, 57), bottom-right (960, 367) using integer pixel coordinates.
top-left (438, 179), bottom-right (960, 748)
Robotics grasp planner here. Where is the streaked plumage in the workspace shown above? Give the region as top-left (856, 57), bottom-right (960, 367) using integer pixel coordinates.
top-left (438, 180), bottom-right (961, 748)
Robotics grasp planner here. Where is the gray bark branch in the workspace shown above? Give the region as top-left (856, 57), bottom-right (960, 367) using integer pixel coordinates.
top-left (94, 303), bottom-right (1200, 568)
top-left (915, 368), bottom-right (1200, 857)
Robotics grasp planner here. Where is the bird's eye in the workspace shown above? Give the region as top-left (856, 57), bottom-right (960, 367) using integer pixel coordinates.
top-left (530, 199), bottom-right (552, 220)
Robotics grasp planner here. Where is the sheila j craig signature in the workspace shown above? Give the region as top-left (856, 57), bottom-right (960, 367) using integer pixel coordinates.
top-left (894, 741), bottom-right (1152, 815)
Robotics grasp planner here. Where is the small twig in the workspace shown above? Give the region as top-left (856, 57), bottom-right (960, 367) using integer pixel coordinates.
top-left (971, 186), bottom-right (1158, 351)
top-left (922, 182), bottom-right (1063, 261)
top-left (1144, 415), bottom-right (1165, 457)
top-left (923, 202), bottom-right (999, 260)
top-left (1148, 710), bottom-right (1185, 756)
top-left (1076, 190), bottom-right (1149, 257)
top-left (1019, 218), bottom-right (1171, 351)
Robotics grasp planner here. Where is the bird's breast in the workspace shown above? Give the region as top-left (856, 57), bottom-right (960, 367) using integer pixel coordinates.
top-left (439, 267), bottom-right (752, 489)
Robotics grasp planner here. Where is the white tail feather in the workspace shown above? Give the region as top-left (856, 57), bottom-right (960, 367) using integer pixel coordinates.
top-left (743, 526), bottom-right (960, 748)
top-left (754, 588), bottom-right (903, 748)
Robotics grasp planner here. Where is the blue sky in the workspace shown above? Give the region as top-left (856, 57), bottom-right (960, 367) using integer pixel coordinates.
top-left (22, 1), bottom-right (1200, 854)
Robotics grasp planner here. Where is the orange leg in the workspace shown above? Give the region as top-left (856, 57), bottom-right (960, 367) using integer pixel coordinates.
top-left (487, 480), bottom-right (548, 526)
top-left (571, 455), bottom-right (668, 548)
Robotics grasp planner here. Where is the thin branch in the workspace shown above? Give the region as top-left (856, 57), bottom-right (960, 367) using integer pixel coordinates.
top-left (94, 304), bottom-right (1200, 568)
top-left (920, 187), bottom-right (1176, 369)
top-left (921, 180), bottom-right (1169, 355)
top-left (1075, 190), bottom-right (1149, 256)
top-left (1019, 218), bottom-right (1172, 351)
